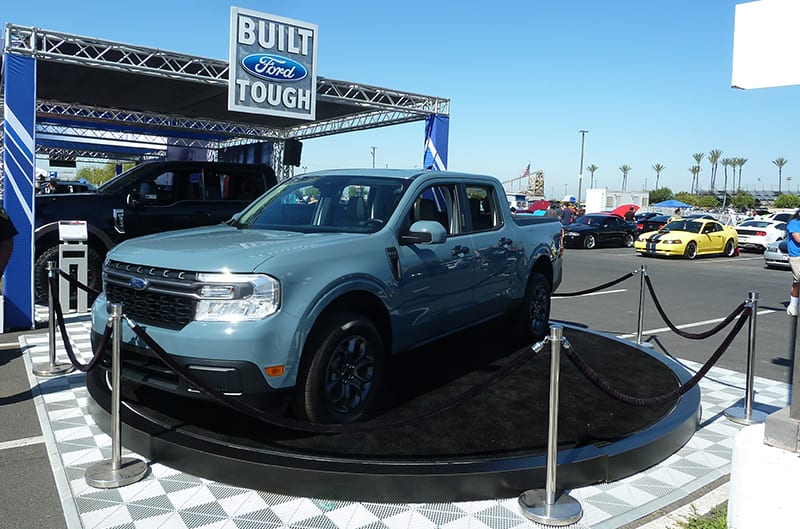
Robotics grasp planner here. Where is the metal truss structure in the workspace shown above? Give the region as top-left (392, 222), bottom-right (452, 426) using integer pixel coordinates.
top-left (2, 24), bottom-right (450, 174)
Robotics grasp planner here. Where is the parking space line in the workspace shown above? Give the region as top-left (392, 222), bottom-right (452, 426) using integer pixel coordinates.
top-left (554, 289), bottom-right (627, 298)
top-left (0, 435), bottom-right (44, 451)
top-left (617, 309), bottom-right (776, 339)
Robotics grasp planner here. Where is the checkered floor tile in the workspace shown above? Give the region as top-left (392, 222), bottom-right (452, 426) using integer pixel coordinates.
top-left (20, 316), bottom-right (789, 529)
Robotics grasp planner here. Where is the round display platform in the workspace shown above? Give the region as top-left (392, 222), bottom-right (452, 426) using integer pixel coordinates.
top-left (87, 322), bottom-right (700, 502)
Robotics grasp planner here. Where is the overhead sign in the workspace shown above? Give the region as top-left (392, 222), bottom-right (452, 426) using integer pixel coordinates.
top-left (229, 7), bottom-right (318, 120)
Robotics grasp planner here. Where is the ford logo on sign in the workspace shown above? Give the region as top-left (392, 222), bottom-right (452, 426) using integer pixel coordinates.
top-left (129, 278), bottom-right (149, 291)
top-left (241, 53), bottom-right (307, 82)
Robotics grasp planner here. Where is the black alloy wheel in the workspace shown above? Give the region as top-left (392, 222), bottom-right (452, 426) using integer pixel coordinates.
top-left (583, 234), bottom-right (597, 249)
top-left (684, 241), bottom-right (698, 260)
top-left (517, 272), bottom-right (552, 341)
top-left (623, 233), bottom-right (635, 248)
top-left (724, 239), bottom-right (736, 257)
top-left (293, 311), bottom-right (385, 424)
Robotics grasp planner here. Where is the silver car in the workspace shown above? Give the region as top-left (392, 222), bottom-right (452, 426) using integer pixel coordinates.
top-left (764, 239), bottom-right (790, 269)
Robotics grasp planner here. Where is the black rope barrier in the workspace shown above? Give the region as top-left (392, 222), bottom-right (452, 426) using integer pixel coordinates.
top-left (57, 269), bottom-right (101, 296)
top-left (48, 274), bottom-right (111, 372)
top-left (126, 318), bottom-right (541, 435)
top-left (561, 306), bottom-right (751, 407)
top-left (644, 274), bottom-right (747, 340)
top-left (553, 270), bottom-right (638, 297)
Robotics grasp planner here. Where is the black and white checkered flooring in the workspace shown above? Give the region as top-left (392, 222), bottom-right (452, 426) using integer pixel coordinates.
top-left (20, 315), bottom-right (789, 529)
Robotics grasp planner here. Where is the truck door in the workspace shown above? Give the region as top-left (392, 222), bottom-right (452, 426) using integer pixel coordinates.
top-left (464, 184), bottom-right (517, 318)
top-left (397, 183), bottom-right (475, 340)
top-left (124, 169), bottom-right (210, 237)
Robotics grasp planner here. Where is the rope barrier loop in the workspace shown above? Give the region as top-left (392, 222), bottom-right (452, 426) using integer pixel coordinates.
top-left (644, 274), bottom-right (747, 340)
top-left (560, 305), bottom-right (752, 407)
top-left (58, 268), bottom-right (102, 296)
top-left (552, 269), bottom-right (639, 298)
top-left (122, 315), bottom-right (547, 434)
top-left (48, 273), bottom-right (110, 372)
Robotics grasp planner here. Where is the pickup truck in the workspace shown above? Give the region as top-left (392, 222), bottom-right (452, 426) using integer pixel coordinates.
top-left (90, 169), bottom-right (563, 424)
top-left (34, 160), bottom-right (276, 301)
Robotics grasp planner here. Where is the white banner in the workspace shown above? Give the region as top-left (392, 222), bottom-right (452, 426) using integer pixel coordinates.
top-left (228, 7), bottom-right (318, 119)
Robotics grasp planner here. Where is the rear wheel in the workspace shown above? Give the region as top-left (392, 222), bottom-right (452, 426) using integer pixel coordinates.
top-left (723, 239), bottom-right (736, 257)
top-left (583, 234), bottom-right (596, 249)
top-left (515, 272), bottom-right (552, 341)
top-left (292, 311), bottom-right (385, 424)
top-left (684, 241), bottom-right (698, 260)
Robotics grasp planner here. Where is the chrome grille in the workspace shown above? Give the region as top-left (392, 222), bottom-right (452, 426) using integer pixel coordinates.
top-left (104, 260), bottom-right (199, 329)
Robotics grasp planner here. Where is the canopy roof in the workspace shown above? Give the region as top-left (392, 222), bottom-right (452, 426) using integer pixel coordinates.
top-left (1, 24), bottom-right (450, 162)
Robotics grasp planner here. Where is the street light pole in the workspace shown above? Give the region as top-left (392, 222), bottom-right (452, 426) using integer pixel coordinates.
top-left (370, 146), bottom-right (377, 168)
top-left (578, 130), bottom-right (588, 205)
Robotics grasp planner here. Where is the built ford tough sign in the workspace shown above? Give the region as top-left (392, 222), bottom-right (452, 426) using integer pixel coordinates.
top-left (90, 169), bottom-right (563, 424)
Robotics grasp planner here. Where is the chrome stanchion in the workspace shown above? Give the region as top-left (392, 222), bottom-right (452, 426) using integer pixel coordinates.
top-left (518, 325), bottom-right (583, 526)
top-left (636, 264), bottom-right (651, 346)
top-left (32, 261), bottom-right (75, 377)
top-left (85, 303), bottom-right (148, 488)
top-left (725, 291), bottom-right (768, 425)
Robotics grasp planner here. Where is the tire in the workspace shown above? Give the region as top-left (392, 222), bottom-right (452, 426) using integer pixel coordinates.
top-left (723, 239), bottom-right (736, 257)
top-left (684, 241), bottom-right (698, 260)
top-left (583, 234), bottom-right (597, 249)
top-left (292, 311), bottom-right (385, 424)
top-left (623, 233), bottom-right (635, 248)
top-left (515, 272), bottom-right (552, 342)
top-left (34, 245), bottom-right (104, 305)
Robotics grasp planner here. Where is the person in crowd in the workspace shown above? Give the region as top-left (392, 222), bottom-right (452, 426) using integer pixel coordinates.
top-left (786, 209), bottom-right (800, 316)
top-left (559, 203), bottom-right (573, 225)
top-left (510, 206), bottom-right (517, 215)
top-left (544, 203), bottom-right (559, 219)
top-left (669, 208), bottom-right (682, 222)
top-left (0, 207), bottom-right (18, 278)
top-left (47, 178), bottom-right (58, 193)
top-left (624, 206), bottom-right (636, 221)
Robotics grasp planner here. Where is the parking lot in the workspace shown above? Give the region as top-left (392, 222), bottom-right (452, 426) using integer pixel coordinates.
top-left (554, 245), bottom-right (797, 384)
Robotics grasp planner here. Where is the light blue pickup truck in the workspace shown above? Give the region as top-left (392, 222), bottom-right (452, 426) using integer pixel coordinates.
top-left (91, 169), bottom-right (563, 423)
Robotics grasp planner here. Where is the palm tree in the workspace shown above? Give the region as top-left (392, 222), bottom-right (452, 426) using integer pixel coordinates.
top-left (651, 163), bottom-right (665, 190)
top-left (721, 158), bottom-right (734, 203)
top-left (689, 165), bottom-right (702, 194)
top-left (736, 158), bottom-right (747, 190)
top-left (586, 164), bottom-right (599, 188)
top-left (691, 153), bottom-right (704, 192)
top-left (619, 164), bottom-right (631, 191)
top-left (708, 149), bottom-right (722, 191)
top-left (773, 157), bottom-right (788, 193)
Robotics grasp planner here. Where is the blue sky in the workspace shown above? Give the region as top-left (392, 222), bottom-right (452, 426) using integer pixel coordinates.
top-left (4, 0), bottom-right (799, 199)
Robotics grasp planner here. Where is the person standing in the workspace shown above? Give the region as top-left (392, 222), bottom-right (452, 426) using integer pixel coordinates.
top-left (786, 209), bottom-right (800, 316)
top-left (624, 206), bottom-right (635, 221)
top-left (559, 203), bottom-right (573, 225)
top-left (0, 207), bottom-right (18, 277)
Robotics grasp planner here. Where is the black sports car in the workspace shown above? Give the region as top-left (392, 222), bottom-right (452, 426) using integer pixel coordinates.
top-left (563, 213), bottom-right (638, 249)
top-left (636, 214), bottom-right (670, 233)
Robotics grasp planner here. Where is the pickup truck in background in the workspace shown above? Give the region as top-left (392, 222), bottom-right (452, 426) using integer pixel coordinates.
top-left (90, 169), bottom-right (563, 424)
top-left (34, 160), bottom-right (277, 301)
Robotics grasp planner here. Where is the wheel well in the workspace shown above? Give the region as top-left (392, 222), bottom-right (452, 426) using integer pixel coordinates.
top-left (35, 231), bottom-right (110, 260)
top-left (531, 255), bottom-right (553, 287)
top-left (310, 291), bottom-right (392, 354)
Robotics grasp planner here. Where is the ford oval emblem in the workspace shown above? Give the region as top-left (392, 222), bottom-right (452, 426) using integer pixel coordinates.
top-left (129, 278), bottom-right (149, 291)
top-left (241, 53), bottom-right (308, 82)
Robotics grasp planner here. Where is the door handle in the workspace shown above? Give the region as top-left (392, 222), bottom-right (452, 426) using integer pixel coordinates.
top-left (451, 245), bottom-right (470, 256)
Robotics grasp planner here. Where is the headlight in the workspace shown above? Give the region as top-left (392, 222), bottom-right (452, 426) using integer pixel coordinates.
top-left (663, 239), bottom-right (682, 245)
top-left (565, 231), bottom-right (579, 237)
top-left (195, 273), bottom-right (280, 322)
top-left (637, 235), bottom-right (645, 241)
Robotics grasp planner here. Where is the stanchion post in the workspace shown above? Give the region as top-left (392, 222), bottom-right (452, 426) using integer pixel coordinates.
top-left (518, 325), bottom-right (583, 526)
top-left (85, 303), bottom-right (148, 488)
top-left (725, 291), bottom-right (767, 425)
top-left (32, 261), bottom-right (75, 377)
top-left (636, 264), bottom-right (647, 345)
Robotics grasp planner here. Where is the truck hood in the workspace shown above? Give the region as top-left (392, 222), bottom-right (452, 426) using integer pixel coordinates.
top-left (108, 225), bottom-right (365, 272)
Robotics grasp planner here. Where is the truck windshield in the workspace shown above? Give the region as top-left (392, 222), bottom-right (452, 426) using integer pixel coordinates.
top-left (236, 174), bottom-right (408, 233)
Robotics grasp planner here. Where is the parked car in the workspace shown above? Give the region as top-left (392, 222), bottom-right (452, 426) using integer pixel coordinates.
top-left (764, 239), bottom-right (790, 269)
top-left (635, 211), bottom-right (660, 223)
top-left (563, 213), bottom-right (637, 249)
top-left (634, 218), bottom-right (738, 259)
top-left (637, 214), bottom-right (670, 233)
top-left (736, 219), bottom-right (786, 252)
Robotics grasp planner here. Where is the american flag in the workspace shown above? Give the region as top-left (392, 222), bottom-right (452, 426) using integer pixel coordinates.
top-left (521, 163), bottom-right (530, 178)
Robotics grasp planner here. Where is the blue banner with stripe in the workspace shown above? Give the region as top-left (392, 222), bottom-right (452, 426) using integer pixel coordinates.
top-left (423, 114), bottom-right (449, 171)
top-left (3, 52), bottom-right (36, 330)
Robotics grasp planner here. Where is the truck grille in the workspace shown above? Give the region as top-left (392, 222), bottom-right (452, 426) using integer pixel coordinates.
top-left (104, 260), bottom-right (200, 330)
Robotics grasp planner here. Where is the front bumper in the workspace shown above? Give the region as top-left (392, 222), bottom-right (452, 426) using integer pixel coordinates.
top-left (634, 242), bottom-right (684, 257)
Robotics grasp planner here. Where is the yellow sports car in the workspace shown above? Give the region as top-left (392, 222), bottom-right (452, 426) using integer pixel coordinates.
top-left (634, 218), bottom-right (738, 259)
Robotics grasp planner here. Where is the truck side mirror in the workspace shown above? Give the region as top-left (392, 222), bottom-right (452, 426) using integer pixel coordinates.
top-left (400, 220), bottom-right (447, 245)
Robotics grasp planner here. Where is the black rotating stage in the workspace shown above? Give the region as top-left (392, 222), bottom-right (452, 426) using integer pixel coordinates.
top-left (87, 321), bottom-right (701, 503)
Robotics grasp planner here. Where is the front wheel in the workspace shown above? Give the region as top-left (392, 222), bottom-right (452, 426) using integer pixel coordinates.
top-left (292, 311), bottom-right (385, 424)
top-left (583, 234), bottom-right (597, 249)
top-left (515, 272), bottom-right (552, 341)
top-left (684, 241), bottom-right (698, 260)
top-left (623, 233), bottom-right (635, 248)
top-left (34, 245), bottom-right (104, 304)
top-left (723, 239), bottom-right (736, 257)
